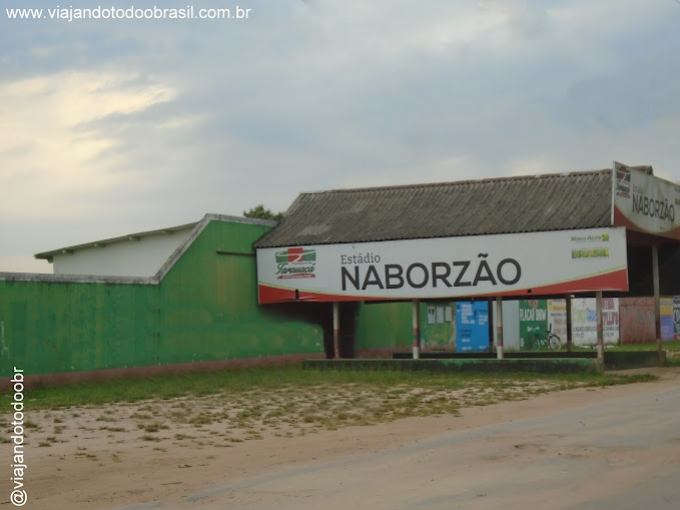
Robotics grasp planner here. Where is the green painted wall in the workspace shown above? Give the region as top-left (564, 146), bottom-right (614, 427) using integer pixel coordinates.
top-left (0, 280), bottom-right (160, 376)
top-left (354, 301), bottom-right (412, 351)
top-left (159, 220), bottom-right (324, 362)
top-left (0, 220), bottom-right (324, 378)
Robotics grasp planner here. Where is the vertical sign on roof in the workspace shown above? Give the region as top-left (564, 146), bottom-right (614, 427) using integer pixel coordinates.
top-left (612, 162), bottom-right (680, 240)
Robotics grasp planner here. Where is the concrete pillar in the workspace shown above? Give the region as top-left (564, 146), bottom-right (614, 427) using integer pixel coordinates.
top-left (333, 302), bottom-right (340, 359)
top-left (653, 246), bottom-right (662, 353)
top-left (495, 296), bottom-right (504, 359)
top-left (596, 291), bottom-right (604, 360)
top-left (412, 299), bottom-right (420, 360)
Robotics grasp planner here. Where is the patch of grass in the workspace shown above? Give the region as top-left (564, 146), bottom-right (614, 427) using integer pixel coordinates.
top-left (140, 422), bottom-right (169, 433)
top-left (140, 434), bottom-right (160, 442)
top-left (188, 413), bottom-right (214, 426)
top-left (130, 412), bottom-right (153, 420)
top-left (101, 426), bottom-right (127, 432)
top-left (5, 365), bottom-right (660, 414)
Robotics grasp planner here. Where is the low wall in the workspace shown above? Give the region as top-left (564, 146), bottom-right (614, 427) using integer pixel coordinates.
top-left (391, 350), bottom-right (666, 370)
top-left (603, 350), bottom-right (666, 370)
top-left (393, 352), bottom-right (597, 359)
top-left (304, 358), bottom-right (604, 374)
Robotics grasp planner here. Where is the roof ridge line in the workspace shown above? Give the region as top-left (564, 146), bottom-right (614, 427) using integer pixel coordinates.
top-left (303, 168), bottom-right (612, 195)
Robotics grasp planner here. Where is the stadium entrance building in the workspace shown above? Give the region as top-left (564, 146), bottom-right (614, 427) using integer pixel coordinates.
top-left (255, 163), bottom-right (680, 360)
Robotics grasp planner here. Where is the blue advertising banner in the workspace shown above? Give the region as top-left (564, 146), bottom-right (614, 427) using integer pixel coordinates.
top-left (456, 302), bottom-right (490, 352)
top-left (661, 297), bottom-right (674, 341)
top-left (673, 296), bottom-right (680, 340)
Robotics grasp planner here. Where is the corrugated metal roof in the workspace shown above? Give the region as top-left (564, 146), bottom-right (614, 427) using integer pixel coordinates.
top-left (254, 168), bottom-right (651, 248)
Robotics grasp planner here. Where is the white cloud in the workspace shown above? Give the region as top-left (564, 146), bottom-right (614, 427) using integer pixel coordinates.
top-left (1, 0), bottom-right (680, 272)
top-left (0, 71), bottom-right (177, 219)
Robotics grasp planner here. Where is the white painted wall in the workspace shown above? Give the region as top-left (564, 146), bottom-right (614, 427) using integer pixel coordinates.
top-left (52, 228), bottom-right (192, 277)
top-left (501, 300), bottom-right (521, 350)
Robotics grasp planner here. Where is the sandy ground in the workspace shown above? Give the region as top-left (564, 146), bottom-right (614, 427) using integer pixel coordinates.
top-left (3, 368), bottom-right (680, 510)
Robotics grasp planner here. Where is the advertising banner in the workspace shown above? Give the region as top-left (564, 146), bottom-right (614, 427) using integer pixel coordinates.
top-left (674, 296), bottom-right (680, 340)
top-left (660, 297), bottom-right (674, 341)
top-left (455, 302), bottom-right (489, 352)
top-left (548, 299), bottom-right (568, 341)
top-left (571, 298), bottom-right (596, 345)
top-left (571, 298), bottom-right (619, 346)
top-left (257, 227), bottom-right (628, 303)
top-left (612, 162), bottom-right (680, 240)
top-left (519, 300), bottom-right (548, 350)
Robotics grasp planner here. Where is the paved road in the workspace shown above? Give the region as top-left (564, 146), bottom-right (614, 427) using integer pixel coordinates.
top-left (117, 382), bottom-right (680, 510)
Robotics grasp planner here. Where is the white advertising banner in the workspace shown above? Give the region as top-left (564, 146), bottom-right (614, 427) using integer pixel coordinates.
top-left (571, 297), bottom-right (620, 346)
top-left (547, 299), bottom-right (568, 340)
top-left (613, 162), bottom-right (680, 240)
top-left (257, 227), bottom-right (628, 304)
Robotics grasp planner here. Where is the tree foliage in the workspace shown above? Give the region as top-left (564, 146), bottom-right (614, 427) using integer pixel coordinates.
top-left (243, 204), bottom-right (284, 221)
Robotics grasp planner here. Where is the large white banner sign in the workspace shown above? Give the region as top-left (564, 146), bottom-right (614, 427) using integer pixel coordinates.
top-left (613, 162), bottom-right (680, 240)
top-left (257, 228), bottom-right (628, 304)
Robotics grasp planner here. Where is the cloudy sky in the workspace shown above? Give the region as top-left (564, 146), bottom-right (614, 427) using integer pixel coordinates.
top-left (1, 0), bottom-right (680, 272)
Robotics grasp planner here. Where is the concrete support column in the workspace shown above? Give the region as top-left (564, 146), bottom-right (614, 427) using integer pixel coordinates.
top-left (652, 245), bottom-right (662, 353)
top-left (412, 299), bottom-right (420, 360)
top-left (596, 291), bottom-right (604, 360)
top-left (333, 302), bottom-right (340, 359)
top-left (495, 296), bottom-right (504, 360)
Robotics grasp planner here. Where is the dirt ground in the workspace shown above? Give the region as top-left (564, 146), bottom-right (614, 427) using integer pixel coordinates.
top-left (5, 367), bottom-right (680, 510)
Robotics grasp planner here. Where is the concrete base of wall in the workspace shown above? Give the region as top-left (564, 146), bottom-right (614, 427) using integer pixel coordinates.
top-left (355, 347), bottom-right (406, 359)
top-left (391, 351), bottom-right (666, 370)
top-left (304, 358), bottom-right (604, 374)
top-left (392, 352), bottom-right (597, 359)
top-left (1, 353), bottom-right (326, 391)
top-left (603, 350), bottom-right (666, 370)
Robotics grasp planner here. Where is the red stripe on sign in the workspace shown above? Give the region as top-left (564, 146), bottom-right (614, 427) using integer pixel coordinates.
top-left (487, 268), bottom-right (629, 297)
top-left (258, 285), bottom-right (383, 304)
top-left (257, 268), bottom-right (629, 304)
top-left (614, 207), bottom-right (680, 240)
top-left (258, 285), bottom-right (295, 304)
